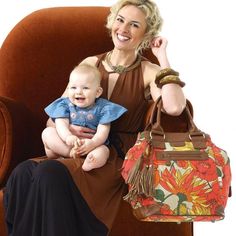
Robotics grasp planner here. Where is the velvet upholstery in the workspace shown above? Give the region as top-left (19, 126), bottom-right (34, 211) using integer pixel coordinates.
top-left (0, 7), bottom-right (193, 236)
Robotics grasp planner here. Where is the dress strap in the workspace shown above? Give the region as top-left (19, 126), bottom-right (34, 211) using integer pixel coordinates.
top-left (95, 53), bottom-right (107, 67)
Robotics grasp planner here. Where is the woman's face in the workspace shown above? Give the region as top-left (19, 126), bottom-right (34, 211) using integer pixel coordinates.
top-left (111, 5), bottom-right (147, 51)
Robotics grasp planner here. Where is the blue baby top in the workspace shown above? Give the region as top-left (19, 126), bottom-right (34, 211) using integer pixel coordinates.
top-left (45, 97), bottom-right (127, 130)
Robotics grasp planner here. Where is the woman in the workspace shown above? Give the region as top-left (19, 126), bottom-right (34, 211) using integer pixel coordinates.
top-left (3, 0), bottom-right (186, 235)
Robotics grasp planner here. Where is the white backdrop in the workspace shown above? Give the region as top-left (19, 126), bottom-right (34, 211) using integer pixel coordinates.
top-left (0, 1), bottom-right (235, 236)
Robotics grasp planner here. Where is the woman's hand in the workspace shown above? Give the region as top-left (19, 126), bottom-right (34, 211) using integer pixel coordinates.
top-left (151, 36), bottom-right (168, 57)
top-left (46, 118), bottom-right (55, 127)
top-left (47, 118), bottom-right (95, 139)
top-left (69, 125), bottom-right (95, 139)
top-left (151, 36), bottom-right (170, 68)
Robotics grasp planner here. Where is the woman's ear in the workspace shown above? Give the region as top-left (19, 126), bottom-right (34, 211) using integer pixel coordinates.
top-left (96, 86), bottom-right (103, 98)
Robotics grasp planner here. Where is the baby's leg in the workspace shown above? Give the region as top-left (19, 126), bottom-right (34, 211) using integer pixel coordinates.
top-left (82, 145), bottom-right (109, 171)
top-left (41, 127), bottom-right (71, 158)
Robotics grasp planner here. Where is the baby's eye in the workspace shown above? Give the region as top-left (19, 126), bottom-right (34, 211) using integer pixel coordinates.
top-left (83, 86), bottom-right (89, 90)
top-left (70, 86), bottom-right (77, 90)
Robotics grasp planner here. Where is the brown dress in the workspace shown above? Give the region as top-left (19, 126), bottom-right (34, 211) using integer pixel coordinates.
top-left (57, 52), bottom-right (149, 230)
top-left (3, 52), bottom-right (151, 236)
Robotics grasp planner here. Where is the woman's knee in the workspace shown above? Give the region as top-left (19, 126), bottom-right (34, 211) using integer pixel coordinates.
top-left (5, 160), bottom-right (37, 190)
top-left (11, 160), bottom-right (37, 179)
top-left (32, 160), bottom-right (69, 186)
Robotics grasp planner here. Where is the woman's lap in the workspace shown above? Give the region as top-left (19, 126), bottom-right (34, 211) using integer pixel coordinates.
top-left (3, 159), bottom-right (108, 236)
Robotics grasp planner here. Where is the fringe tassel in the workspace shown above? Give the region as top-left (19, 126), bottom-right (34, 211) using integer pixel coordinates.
top-left (124, 147), bottom-right (155, 202)
top-left (146, 165), bottom-right (155, 196)
top-left (126, 155), bottom-right (143, 185)
top-left (123, 186), bottom-right (138, 202)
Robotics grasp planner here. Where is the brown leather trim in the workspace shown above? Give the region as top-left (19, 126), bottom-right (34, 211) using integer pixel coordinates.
top-left (133, 204), bottom-right (224, 221)
top-left (159, 151), bottom-right (209, 160)
top-left (133, 204), bottom-right (162, 220)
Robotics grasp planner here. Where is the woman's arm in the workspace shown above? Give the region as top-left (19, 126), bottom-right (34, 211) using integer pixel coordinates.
top-left (151, 36), bottom-right (170, 69)
top-left (47, 118), bottom-right (95, 139)
top-left (148, 36), bottom-right (186, 115)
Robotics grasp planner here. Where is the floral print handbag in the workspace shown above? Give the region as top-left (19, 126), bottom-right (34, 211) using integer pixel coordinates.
top-left (121, 98), bottom-right (231, 223)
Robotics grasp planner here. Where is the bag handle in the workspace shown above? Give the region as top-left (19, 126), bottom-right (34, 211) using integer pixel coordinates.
top-left (147, 97), bottom-right (207, 149)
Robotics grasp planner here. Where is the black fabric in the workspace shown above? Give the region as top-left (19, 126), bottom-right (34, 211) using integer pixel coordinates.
top-left (3, 159), bottom-right (108, 236)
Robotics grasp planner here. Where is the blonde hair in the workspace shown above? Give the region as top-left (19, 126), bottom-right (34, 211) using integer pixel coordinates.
top-left (106, 0), bottom-right (163, 52)
top-left (71, 63), bottom-right (101, 84)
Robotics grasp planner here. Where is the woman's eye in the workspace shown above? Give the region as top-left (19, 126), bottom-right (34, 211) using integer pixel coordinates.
top-left (116, 17), bottom-right (124, 23)
top-left (131, 23), bottom-right (139, 28)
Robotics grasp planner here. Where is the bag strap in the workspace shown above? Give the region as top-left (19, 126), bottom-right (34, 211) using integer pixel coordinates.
top-left (147, 97), bottom-right (207, 149)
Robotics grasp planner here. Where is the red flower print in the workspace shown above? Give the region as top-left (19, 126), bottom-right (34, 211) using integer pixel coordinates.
top-left (191, 159), bottom-right (218, 182)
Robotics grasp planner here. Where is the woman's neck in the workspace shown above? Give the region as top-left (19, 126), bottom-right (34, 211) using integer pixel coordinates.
top-left (110, 49), bottom-right (138, 67)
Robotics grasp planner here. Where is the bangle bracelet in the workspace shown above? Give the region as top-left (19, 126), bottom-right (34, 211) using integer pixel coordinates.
top-left (155, 68), bottom-right (185, 88)
top-left (159, 75), bottom-right (185, 88)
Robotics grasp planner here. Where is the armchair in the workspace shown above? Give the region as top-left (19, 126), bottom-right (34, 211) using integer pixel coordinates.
top-left (0, 7), bottom-right (193, 236)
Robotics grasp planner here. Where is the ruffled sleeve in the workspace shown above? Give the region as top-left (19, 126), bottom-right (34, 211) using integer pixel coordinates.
top-left (97, 98), bottom-right (127, 124)
top-left (44, 97), bottom-right (71, 120)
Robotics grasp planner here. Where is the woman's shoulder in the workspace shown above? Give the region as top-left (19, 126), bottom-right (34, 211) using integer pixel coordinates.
top-left (141, 59), bottom-right (160, 72)
top-left (141, 59), bottom-right (161, 86)
top-left (80, 56), bottom-right (98, 66)
top-left (80, 52), bottom-right (107, 66)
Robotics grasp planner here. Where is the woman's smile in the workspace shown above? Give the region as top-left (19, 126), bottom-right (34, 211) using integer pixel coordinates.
top-left (117, 33), bottom-right (130, 42)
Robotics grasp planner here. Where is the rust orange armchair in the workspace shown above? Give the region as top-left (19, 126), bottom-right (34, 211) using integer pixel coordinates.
top-left (0, 7), bottom-right (193, 236)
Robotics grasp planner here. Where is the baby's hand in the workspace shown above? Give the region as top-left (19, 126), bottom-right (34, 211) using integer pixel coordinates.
top-left (77, 139), bottom-right (96, 156)
top-left (65, 135), bottom-right (78, 146)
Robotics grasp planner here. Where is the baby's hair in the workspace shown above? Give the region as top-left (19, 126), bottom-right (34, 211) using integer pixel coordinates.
top-left (71, 63), bottom-right (101, 84)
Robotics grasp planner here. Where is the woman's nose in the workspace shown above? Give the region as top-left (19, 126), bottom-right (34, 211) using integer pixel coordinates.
top-left (120, 23), bottom-right (129, 33)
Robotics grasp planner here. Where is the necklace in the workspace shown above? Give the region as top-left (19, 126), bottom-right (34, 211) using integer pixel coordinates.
top-left (105, 51), bottom-right (141, 74)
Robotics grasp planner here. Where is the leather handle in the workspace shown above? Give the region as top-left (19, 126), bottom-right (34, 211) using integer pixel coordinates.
top-left (145, 97), bottom-right (207, 149)
top-left (148, 97), bottom-right (203, 136)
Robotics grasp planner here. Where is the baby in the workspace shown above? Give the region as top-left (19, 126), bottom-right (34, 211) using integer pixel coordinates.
top-left (41, 63), bottom-right (127, 171)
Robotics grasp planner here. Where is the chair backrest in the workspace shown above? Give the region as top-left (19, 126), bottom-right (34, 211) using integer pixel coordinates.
top-left (0, 7), bottom-right (157, 127)
top-left (0, 7), bottom-right (113, 122)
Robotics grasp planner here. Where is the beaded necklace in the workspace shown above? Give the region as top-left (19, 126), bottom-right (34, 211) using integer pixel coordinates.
top-left (105, 51), bottom-right (141, 74)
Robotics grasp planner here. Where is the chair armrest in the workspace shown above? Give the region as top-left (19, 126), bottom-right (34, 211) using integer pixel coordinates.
top-left (0, 189), bottom-right (7, 236)
top-left (0, 96), bottom-right (44, 187)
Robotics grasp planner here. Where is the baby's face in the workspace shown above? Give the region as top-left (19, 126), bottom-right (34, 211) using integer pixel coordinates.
top-left (68, 71), bottom-right (102, 108)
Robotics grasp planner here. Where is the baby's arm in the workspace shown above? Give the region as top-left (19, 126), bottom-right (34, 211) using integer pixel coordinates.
top-left (55, 118), bottom-right (78, 146)
top-left (77, 124), bottom-right (110, 155)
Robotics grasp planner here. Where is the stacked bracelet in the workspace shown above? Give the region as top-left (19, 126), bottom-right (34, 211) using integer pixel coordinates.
top-left (155, 68), bottom-right (185, 88)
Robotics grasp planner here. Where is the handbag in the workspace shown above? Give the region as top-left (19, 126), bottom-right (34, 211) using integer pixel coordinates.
top-left (121, 98), bottom-right (231, 223)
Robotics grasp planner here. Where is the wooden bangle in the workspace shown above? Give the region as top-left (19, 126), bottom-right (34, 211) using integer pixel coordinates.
top-left (155, 69), bottom-right (185, 88)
